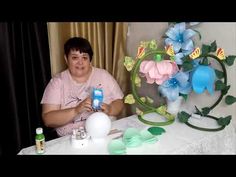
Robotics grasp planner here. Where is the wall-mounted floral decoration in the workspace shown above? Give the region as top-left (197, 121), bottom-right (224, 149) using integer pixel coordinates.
top-left (124, 22), bottom-right (236, 131)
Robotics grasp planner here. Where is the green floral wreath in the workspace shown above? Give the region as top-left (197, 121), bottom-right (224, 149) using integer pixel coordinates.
top-left (124, 42), bottom-right (176, 126)
top-left (132, 50), bottom-right (176, 126)
top-left (178, 51), bottom-right (234, 131)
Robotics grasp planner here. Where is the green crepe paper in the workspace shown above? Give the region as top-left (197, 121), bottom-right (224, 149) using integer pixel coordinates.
top-left (108, 127), bottom-right (163, 154)
top-left (148, 127), bottom-right (166, 135)
top-left (123, 128), bottom-right (142, 147)
top-left (108, 139), bottom-right (126, 155)
top-left (140, 130), bottom-right (158, 144)
top-left (123, 137), bottom-right (143, 147)
top-left (123, 128), bottom-right (140, 139)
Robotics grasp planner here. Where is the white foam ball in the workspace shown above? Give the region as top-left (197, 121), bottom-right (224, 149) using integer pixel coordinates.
top-left (85, 112), bottom-right (111, 141)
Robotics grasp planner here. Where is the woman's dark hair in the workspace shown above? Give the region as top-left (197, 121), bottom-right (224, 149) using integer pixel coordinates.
top-left (64, 37), bottom-right (93, 61)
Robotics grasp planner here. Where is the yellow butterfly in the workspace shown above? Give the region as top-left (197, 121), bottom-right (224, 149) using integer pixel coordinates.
top-left (189, 47), bottom-right (201, 59)
top-left (165, 44), bottom-right (175, 56)
top-left (136, 46), bottom-right (145, 59)
top-left (216, 48), bottom-right (226, 60)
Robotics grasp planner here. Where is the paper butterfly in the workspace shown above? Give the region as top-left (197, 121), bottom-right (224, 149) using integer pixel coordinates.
top-left (189, 47), bottom-right (201, 59)
top-left (216, 48), bottom-right (226, 60)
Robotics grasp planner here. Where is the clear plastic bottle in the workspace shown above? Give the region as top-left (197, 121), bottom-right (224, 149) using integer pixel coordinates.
top-left (35, 127), bottom-right (45, 154)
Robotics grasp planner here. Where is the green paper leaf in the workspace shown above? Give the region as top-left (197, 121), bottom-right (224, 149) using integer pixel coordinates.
top-left (201, 44), bottom-right (211, 56)
top-left (147, 127), bottom-right (166, 135)
top-left (210, 40), bottom-right (217, 52)
top-left (182, 55), bottom-right (190, 62)
top-left (217, 116), bottom-right (232, 126)
top-left (200, 57), bottom-right (209, 65)
top-left (177, 111), bottom-right (191, 123)
top-left (201, 107), bottom-right (211, 116)
top-left (182, 60), bottom-right (193, 72)
top-left (225, 95), bottom-right (236, 105)
top-left (222, 85), bottom-right (230, 95)
top-left (215, 69), bottom-right (224, 79)
top-left (215, 80), bottom-right (226, 91)
top-left (195, 106), bottom-right (203, 116)
top-left (170, 56), bottom-right (175, 61)
top-left (224, 55), bottom-right (236, 66)
top-left (179, 93), bottom-right (188, 101)
top-left (149, 40), bottom-right (158, 50)
top-left (162, 35), bottom-right (168, 38)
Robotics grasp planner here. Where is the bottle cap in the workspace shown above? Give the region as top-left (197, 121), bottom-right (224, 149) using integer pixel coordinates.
top-left (36, 127), bottom-right (43, 134)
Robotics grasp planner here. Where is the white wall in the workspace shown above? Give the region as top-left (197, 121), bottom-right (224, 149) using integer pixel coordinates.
top-left (126, 22), bottom-right (236, 128)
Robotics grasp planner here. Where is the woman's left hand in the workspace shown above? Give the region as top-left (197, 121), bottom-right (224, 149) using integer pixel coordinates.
top-left (101, 103), bottom-right (111, 115)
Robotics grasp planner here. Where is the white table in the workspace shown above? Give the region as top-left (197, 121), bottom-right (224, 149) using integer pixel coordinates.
top-left (18, 114), bottom-right (236, 155)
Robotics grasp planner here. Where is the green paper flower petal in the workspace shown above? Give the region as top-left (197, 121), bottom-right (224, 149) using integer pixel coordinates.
top-left (136, 107), bottom-right (144, 116)
top-left (140, 97), bottom-right (146, 103)
top-left (124, 56), bottom-right (135, 71)
top-left (146, 96), bottom-right (154, 104)
top-left (135, 75), bottom-right (141, 87)
top-left (156, 106), bottom-right (175, 120)
top-left (140, 41), bottom-right (149, 48)
top-left (156, 105), bottom-right (167, 115)
top-left (149, 40), bottom-right (158, 50)
top-left (124, 94), bottom-right (135, 104)
top-left (140, 129), bottom-right (158, 143)
top-left (108, 139), bottom-right (126, 155)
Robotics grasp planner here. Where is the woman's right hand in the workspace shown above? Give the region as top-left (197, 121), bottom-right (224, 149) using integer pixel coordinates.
top-left (75, 97), bottom-right (92, 113)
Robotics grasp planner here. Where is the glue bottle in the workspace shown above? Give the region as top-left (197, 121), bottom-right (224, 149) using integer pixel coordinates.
top-left (35, 127), bottom-right (45, 154)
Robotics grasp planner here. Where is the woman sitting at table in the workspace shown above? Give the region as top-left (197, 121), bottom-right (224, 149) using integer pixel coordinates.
top-left (41, 37), bottom-right (124, 137)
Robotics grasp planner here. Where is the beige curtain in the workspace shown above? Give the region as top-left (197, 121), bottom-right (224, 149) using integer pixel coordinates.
top-left (47, 22), bottom-right (132, 118)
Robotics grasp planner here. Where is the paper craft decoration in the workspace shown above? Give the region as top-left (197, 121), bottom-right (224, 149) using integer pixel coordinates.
top-left (107, 127), bottom-right (160, 154)
top-left (124, 22), bottom-right (236, 131)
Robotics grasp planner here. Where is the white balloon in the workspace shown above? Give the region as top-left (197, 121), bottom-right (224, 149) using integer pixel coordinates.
top-left (85, 112), bottom-right (111, 141)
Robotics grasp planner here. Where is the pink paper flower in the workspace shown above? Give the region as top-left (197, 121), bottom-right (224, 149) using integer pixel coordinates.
top-left (139, 60), bottom-right (179, 85)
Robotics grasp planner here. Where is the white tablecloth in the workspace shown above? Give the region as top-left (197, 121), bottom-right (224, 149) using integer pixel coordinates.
top-left (18, 114), bottom-right (236, 155)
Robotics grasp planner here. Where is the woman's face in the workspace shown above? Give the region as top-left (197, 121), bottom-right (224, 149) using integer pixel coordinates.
top-left (66, 50), bottom-right (91, 78)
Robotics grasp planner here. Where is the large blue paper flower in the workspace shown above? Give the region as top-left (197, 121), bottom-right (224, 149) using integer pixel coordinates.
top-left (165, 22), bottom-right (196, 59)
top-left (158, 71), bottom-right (192, 101)
top-left (191, 65), bottom-right (216, 95)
